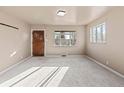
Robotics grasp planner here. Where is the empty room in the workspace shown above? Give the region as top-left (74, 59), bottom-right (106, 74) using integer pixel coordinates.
top-left (0, 6), bottom-right (124, 87)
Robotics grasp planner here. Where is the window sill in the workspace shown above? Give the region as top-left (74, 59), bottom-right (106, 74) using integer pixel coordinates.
top-left (54, 45), bottom-right (76, 47)
top-left (90, 42), bottom-right (107, 44)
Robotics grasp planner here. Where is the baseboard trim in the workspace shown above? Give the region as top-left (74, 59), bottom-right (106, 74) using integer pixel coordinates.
top-left (0, 56), bottom-right (32, 75)
top-left (85, 55), bottom-right (124, 79)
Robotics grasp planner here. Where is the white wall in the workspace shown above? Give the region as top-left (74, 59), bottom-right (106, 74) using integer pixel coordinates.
top-left (31, 25), bottom-right (85, 55)
top-left (0, 11), bottom-right (31, 71)
top-left (86, 7), bottom-right (124, 75)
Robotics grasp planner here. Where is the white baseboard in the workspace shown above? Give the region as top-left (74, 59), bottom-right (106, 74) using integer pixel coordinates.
top-left (0, 56), bottom-right (32, 75)
top-left (85, 55), bottom-right (124, 79)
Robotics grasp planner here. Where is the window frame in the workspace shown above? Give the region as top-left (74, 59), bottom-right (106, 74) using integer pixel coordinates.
top-left (54, 31), bottom-right (76, 47)
top-left (90, 22), bottom-right (106, 44)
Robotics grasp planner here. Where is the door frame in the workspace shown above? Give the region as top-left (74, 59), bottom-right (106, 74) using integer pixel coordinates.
top-left (31, 29), bottom-right (46, 57)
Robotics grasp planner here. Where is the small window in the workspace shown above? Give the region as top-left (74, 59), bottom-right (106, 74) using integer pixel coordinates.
top-left (90, 23), bottom-right (106, 43)
top-left (54, 31), bottom-right (76, 46)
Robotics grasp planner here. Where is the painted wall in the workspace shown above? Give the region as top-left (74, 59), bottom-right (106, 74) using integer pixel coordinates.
top-left (86, 7), bottom-right (124, 75)
top-left (0, 11), bottom-right (31, 71)
top-left (31, 25), bottom-right (85, 55)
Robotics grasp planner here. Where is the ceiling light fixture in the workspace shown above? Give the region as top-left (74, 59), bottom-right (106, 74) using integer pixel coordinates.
top-left (57, 10), bottom-right (66, 16)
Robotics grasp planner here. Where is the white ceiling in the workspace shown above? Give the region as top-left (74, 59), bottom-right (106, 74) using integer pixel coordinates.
top-left (0, 6), bottom-right (113, 25)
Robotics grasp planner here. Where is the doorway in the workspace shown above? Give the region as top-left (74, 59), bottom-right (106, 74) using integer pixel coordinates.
top-left (32, 30), bottom-right (44, 56)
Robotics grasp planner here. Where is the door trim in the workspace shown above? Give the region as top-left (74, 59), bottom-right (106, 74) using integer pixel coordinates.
top-left (31, 29), bottom-right (46, 57)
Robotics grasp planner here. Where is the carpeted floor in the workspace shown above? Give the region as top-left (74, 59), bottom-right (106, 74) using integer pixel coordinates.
top-left (0, 55), bottom-right (124, 87)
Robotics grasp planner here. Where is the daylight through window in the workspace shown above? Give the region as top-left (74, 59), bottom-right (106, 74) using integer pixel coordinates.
top-left (90, 23), bottom-right (106, 43)
top-left (54, 31), bottom-right (76, 46)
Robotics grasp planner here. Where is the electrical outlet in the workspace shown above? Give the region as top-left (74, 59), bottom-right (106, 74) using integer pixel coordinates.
top-left (106, 60), bottom-right (109, 65)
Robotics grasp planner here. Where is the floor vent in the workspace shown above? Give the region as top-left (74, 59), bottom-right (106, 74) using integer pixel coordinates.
top-left (61, 55), bottom-right (67, 57)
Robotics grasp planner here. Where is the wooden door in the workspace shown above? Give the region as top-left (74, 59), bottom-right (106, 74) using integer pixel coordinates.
top-left (32, 31), bottom-right (44, 56)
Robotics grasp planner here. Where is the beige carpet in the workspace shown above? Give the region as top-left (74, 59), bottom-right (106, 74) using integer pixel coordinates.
top-left (0, 55), bottom-right (124, 87)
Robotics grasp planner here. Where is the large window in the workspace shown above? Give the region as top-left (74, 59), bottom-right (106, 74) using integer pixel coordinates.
top-left (54, 31), bottom-right (76, 46)
top-left (90, 22), bottom-right (106, 43)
